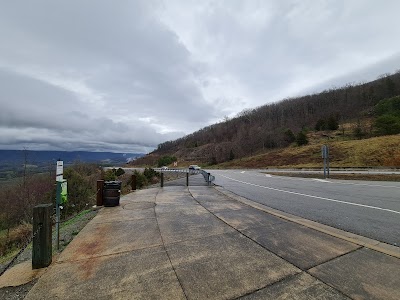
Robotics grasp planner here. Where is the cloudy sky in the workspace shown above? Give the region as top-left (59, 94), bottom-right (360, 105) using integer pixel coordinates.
top-left (1, 1), bottom-right (400, 153)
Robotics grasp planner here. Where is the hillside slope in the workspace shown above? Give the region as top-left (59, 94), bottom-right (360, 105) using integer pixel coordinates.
top-left (133, 72), bottom-right (400, 167)
top-left (217, 135), bottom-right (400, 168)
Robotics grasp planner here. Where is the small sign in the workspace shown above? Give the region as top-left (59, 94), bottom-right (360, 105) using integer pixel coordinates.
top-left (61, 180), bottom-right (68, 204)
top-left (321, 145), bottom-right (329, 158)
top-left (56, 160), bottom-right (63, 182)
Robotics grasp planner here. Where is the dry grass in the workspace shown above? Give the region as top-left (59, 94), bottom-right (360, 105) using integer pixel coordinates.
top-left (218, 135), bottom-right (400, 168)
top-left (0, 223), bottom-right (32, 257)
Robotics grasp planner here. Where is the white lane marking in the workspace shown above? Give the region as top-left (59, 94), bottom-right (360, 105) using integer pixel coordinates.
top-left (241, 171), bottom-right (246, 173)
top-left (219, 174), bottom-right (400, 215)
top-left (248, 172), bottom-right (400, 189)
top-left (324, 181), bottom-right (400, 189)
top-left (265, 174), bottom-right (272, 177)
top-left (314, 179), bottom-right (330, 183)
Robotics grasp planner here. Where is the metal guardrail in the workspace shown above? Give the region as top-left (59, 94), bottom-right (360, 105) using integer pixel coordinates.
top-left (200, 170), bottom-right (215, 185)
top-left (154, 168), bottom-right (215, 185)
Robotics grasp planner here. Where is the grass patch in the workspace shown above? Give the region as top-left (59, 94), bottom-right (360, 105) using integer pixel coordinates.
top-left (217, 135), bottom-right (400, 169)
top-left (0, 247), bottom-right (20, 264)
top-left (0, 209), bottom-right (98, 267)
top-left (60, 209), bottom-right (91, 228)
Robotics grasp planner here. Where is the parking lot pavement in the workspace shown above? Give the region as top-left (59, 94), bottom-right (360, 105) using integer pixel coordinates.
top-left (24, 186), bottom-right (400, 300)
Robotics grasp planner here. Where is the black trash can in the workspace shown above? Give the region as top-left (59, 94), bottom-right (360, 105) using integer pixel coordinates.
top-left (103, 181), bottom-right (121, 207)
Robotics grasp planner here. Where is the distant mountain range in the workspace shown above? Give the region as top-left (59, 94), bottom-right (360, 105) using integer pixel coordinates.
top-left (0, 150), bottom-right (144, 167)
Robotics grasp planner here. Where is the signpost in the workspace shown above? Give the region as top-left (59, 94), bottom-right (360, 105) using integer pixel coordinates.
top-left (55, 160), bottom-right (64, 250)
top-left (321, 145), bottom-right (330, 179)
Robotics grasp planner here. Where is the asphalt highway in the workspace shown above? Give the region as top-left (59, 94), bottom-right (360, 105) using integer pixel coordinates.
top-left (212, 169), bottom-right (400, 246)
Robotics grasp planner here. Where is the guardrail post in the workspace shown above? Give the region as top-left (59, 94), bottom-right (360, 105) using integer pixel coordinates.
top-left (32, 204), bottom-right (52, 269)
top-left (186, 172), bottom-right (189, 186)
top-left (97, 180), bottom-right (104, 206)
top-left (161, 172), bottom-right (164, 187)
top-left (131, 174), bottom-right (136, 191)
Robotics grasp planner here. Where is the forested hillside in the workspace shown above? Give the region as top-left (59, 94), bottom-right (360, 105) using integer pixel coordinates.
top-left (134, 72), bottom-right (400, 166)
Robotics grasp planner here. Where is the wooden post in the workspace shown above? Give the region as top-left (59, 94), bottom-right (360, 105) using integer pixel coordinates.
top-left (186, 172), bottom-right (189, 186)
top-left (131, 174), bottom-right (136, 190)
top-left (161, 173), bottom-right (164, 187)
top-left (97, 180), bottom-right (104, 206)
top-left (32, 204), bottom-right (52, 269)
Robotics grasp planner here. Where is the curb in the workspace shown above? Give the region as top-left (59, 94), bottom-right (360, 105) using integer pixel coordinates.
top-left (214, 186), bottom-right (400, 259)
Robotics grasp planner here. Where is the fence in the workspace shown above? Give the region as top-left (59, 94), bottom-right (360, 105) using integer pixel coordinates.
top-left (153, 168), bottom-right (215, 187)
top-left (0, 205), bottom-right (92, 276)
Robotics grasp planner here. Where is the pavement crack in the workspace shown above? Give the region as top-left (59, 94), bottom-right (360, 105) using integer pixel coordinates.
top-left (154, 188), bottom-right (189, 300)
top-left (187, 187), bottom-right (303, 272)
top-left (305, 246), bottom-right (364, 271)
top-left (229, 272), bottom-right (302, 300)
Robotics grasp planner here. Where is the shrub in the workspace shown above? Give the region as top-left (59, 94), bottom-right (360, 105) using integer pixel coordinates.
top-left (103, 169), bottom-right (117, 181)
top-left (133, 170), bottom-right (148, 188)
top-left (229, 149), bottom-right (235, 161)
top-left (63, 163), bottom-right (100, 214)
top-left (296, 131), bottom-right (309, 146)
top-left (315, 119), bottom-right (326, 131)
top-left (115, 168), bottom-right (125, 177)
top-left (283, 129), bottom-right (296, 143)
top-left (143, 168), bottom-right (159, 180)
top-left (315, 115), bottom-right (339, 131)
top-left (374, 114), bottom-right (400, 135)
top-left (157, 156), bottom-right (177, 167)
top-left (375, 96), bottom-right (400, 116)
top-left (327, 115), bottom-right (339, 130)
top-left (353, 126), bottom-right (365, 139)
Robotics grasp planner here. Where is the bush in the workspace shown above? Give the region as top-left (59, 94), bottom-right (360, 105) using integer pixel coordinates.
top-left (375, 96), bottom-right (400, 116)
top-left (103, 169), bottom-right (117, 181)
top-left (63, 163), bottom-right (100, 214)
top-left (157, 156), bottom-right (177, 167)
top-left (374, 114), bottom-right (400, 135)
top-left (315, 115), bottom-right (339, 131)
top-left (353, 126), bottom-right (365, 139)
top-left (283, 129), bottom-right (296, 143)
top-left (315, 119), bottom-right (326, 131)
top-left (143, 168), bottom-right (159, 180)
top-left (115, 168), bottom-right (125, 177)
top-left (229, 149), bottom-right (235, 161)
top-left (133, 170), bottom-right (148, 188)
top-left (327, 115), bottom-right (339, 130)
top-left (296, 131), bottom-right (309, 146)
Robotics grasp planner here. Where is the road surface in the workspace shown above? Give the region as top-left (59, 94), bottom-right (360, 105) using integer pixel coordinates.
top-left (212, 169), bottom-right (400, 246)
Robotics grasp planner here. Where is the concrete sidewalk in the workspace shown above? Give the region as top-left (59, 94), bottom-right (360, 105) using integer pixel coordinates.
top-left (25, 186), bottom-right (400, 300)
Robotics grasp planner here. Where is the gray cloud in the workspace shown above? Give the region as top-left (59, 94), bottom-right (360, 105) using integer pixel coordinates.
top-left (1, 1), bottom-right (400, 153)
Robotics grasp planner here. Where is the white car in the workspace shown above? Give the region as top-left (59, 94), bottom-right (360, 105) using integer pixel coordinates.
top-left (188, 165), bottom-right (201, 170)
top-left (161, 166), bottom-right (168, 170)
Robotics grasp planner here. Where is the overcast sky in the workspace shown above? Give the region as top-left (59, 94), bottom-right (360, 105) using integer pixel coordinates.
top-left (1, 1), bottom-right (400, 153)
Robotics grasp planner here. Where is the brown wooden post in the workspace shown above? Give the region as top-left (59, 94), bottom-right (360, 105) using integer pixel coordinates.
top-left (161, 172), bottom-right (164, 187)
top-left (97, 180), bottom-right (104, 206)
top-left (32, 204), bottom-right (52, 269)
top-left (131, 174), bottom-right (136, 190)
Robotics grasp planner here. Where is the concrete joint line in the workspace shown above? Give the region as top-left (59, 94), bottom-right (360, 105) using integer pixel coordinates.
top-left (214, 186), bottom-right (400, 259)
top-left (154, 189), bottom-right (189, 300)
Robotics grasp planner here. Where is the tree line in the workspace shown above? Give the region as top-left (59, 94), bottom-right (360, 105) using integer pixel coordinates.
top-left (143, 71), bottom-right (400, 165)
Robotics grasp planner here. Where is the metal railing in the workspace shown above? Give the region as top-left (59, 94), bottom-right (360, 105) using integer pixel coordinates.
top-left (154, 168), bottom-right (215, 185)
